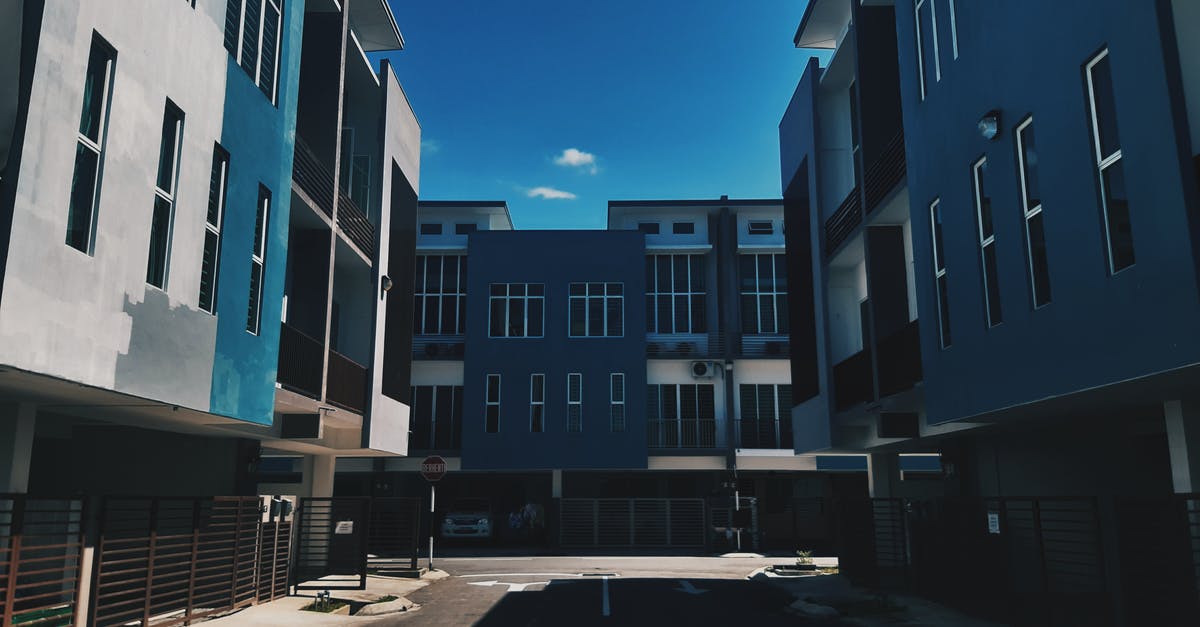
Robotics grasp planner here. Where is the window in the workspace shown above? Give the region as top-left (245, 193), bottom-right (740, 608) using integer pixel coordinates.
top-left (199, 145), bottom-right (229, 313)
top-left (739, 254), bottom-right (789, 334)
top-left (1016, 118), bottom-right (1052, 307)
top-left (738, 384), bottom-right (792, 449)
top-left (224, 0), bottom-right (282, 102)
top-left (420, 223), bottom-right (443, 235)
top-left (414, 255), bottom-right (467, 335)
top-left (409, 385), bottom-right (464, 449)
top-left (637, 222), bottom-right (660, 234)
top-left (485, 374), bottom-right (500, 433)
top-left (610, 373), bottom-right (626, 433)
top-left (646, 384), bottom-right (717, 448)
top-left (973, 157), bottom-right (1002, 327)
top-left (748, 220), bottom-right (774, 235)
top-left (930, 199), bottom-right (951, 348)
top-left (672, 222), bottom-right (695, 235)
top-left (530, 374), bottom-right (545, 433)
top-left (339, 129), bottom-right (371, 210)
top-left (569, 282), bottom-right (623, 337)
top-left (246, 185), bottom-right (270, 334)
top-left (67, 34), bottom-right (115, 254)
top-left (567, 373), bottom-right (582, 433)
top-left (645, 254), bottom-right (706, 333)
top-left (948, 0), bottom-right (959, 59)
top-left (147, 101), bottom-right (184, 289)
top-left (914, 0), bottom-right (940, 100)
top-left (489, 283), bottom-right (544, 338)
top-left (1086, 49), bottom-right (1134, 273)
top-left (455, 223), bottom-right (477, 235)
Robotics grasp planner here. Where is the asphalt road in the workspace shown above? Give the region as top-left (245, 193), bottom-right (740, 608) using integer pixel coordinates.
top-left (382, 556), bottom-right (851, 626)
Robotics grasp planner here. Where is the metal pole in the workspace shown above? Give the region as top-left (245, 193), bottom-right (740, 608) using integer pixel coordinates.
top-left (734, 489), bottom-right (741, 551)
top-left (428, 484), bottom-right (436, 571)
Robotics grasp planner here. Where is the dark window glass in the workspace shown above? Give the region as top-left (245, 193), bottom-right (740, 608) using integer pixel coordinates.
top-left (79, 43), bottom-right (110, 142)
top-left (485, 406), bottom-right (499, 433)
top-left (433, 386), bottom-right (456, 449)
top-left (974, 160), bottom-right (992, 240)
top-left (146, 195), bottom-right (172, 287)
top-left (1019, 122), bottom-right (1041, 210)
top-left (66, 145), bottom-right (100, 252)
top-left (689, 255), bottom-right (706, 291)
top-left (672, 222), bottom-right (695, 235)
top-left (531, 405), bottom-right (544, 433)
top-left (490, 297), bottom-right (506, 336)
top-left (156, 107), bottom-right (182, 192)
top-left (606, 297), bottom-right (623, 337)
top-left (223, 0), bottom-right (242, 53)
top-left (528, 297), bottom-right (544, 336)
top-left (748, 221), bottom-right (774, 235)
top-left (259, 0), bottom-right (280, 100)
top-left (932, 204), bottom-right (946, 272)
top-left (569, 297), bottom-right (587, 336)
top-left (246, 262), bottom-right (263, 332)
top-left (199, 230), bottom-right (220, 312)
top-left (983, 245), bottom-right (1003, 326)
top-left (739, 255), bottom-right (756, 292)
top-left (413, 386), bottom-right (433, 449)
top-left (638, 222), bottom-right (660, 234)
top-left (1102, 161), bottom-right (1134, 271)
top-left (588, 297), bottom-right (604, 336)
top-left (917, 0), bottom-right (937, 98)
top-left (1028, 212), bottom-right (1052, 307)
top-left (239, 0), bottom-right (260, 73)
top-left (420, 223), bottom-right (443, 235)
top-left (937, 274), bottom-right (952, 348)
top-left (1089, 53), bottom-right (1121, 159)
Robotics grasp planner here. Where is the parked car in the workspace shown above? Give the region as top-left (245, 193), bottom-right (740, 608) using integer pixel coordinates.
top-left (440, 498), bottom-right (492, 539)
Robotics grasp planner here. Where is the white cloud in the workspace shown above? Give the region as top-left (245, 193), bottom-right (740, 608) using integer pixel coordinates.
top-left (527, 186), bottom-right (577, 200)
top-left (421, 139), bottom-right (441, 154)
top-left (554, 148), bottom-right (598, 174)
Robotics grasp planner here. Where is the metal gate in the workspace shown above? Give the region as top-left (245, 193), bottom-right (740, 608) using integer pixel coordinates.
top-left (1115, 494), bottom-right (1200, 626)
top-left (0, 495), bottom-right (86, 627)
top-left (292, 497), bottom-right (369, 591)
top-left (366, 498), bottom-right (421, 574)
top-left (559, 498), bottom-right (705, 548)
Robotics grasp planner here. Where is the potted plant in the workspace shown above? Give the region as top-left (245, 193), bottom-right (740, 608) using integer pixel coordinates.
top-left (794, 549), bottom-right (817, 571)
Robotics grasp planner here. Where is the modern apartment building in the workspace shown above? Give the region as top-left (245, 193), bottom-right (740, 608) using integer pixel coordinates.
top-left (0, 0), bottom-right (419, 499)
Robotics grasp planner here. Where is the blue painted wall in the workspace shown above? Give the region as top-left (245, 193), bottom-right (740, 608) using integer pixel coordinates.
top-left (209, 0), bottom-right (305, 425)
top-left (461, 230), bottom-right (648, 470)
top-left (895, 0), bottom-right (1200, 425)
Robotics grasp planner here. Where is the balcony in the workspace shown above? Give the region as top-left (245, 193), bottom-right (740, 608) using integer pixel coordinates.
top-left (876, 319), bottom-right (922, 398)
top-left (832, 348), bottom-right (874, 411)
top-left (825, 186), bottom-right (862, 257)
top-left (735, 418), bottom-right (793, 449)
top-left (327, 349), bottom-right (367, 413)
top-left (292, 136), bottom-right (335, 218)
top-left (646, 333), bottom-right (725, 358)
top-left (740, 334), bottom-right (789, 358)
top-left (278, 322), bottom-right (323, 398)
top-left (864, 130), bottom-right (906, 213)
top-left (337, 189), bottom-right (376, 258)
top-left (648, 419), bottom-right (719, 449)
top-left (412, 336), bottom-right (466, 360)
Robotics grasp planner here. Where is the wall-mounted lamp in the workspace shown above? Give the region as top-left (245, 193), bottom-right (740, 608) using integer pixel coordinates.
top-left (724, 360), bottom-right (734, 372)
top-left (978, 110), bottom-right (1001, 141)
top-left (380, 275), bottom-right (393, 299)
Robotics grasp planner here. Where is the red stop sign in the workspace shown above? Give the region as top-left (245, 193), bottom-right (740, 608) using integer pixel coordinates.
top-left (420, 456), bottom-right (447, 482)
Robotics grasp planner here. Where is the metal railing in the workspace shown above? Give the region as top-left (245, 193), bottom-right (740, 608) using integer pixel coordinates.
top-left (825, 186), bottom-right (862, 257)
top-left (336, 189), bottom-right (375, 258)
top-left (0, 495), bottom-right (86, 627)
top-left (326, 349), bottom-right (367, 413)
top-left (740, 334), bottom-right (789, 358)
top-left (876, 320), bottom-right (922, 398)
top-left (559, 499), bottom-right (705, 548)
top-left (832, 348), bottom-right (873, 411)
top-left (278, 322), bottom-right (323, 399)
top-left (734, 418), bottom-right (792, 449)
top-left (864, 130), bottom-right (907, 213)
top-left (647, 419), bottom-right (719, 449)
top-left (646, 333), bottom-right (724, 358)
top-left (292, 136), bottom-right (334, 218)
top-left (412, 336), bottom-right (466, 360)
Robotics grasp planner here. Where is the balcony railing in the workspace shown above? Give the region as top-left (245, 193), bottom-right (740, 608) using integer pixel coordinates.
top-left (646, 333), bottom-right (724, 358)
top-left (412, 336), bottom-right (466, 360)
top-left (735, 418), bottom-right (793, 450)
top-left (832, 348), bottom-right (874, 411)
top-left (864, 130), bottom-right (907, 213)
top-left (292, 136), bottom-right (334, 218)
top-left (740, 334), bottom-right (789, 358)
top-left (337, 189), bottom-right (376, 258)
top-left (825, 186), bottom-right (862, 257)
top-left (327, 349), bottom-right (367, 413)
top-left (278, 322), bottom-right (323, 399)
top-left (648, 419), bottom-right (719, 449)
top-left (876, 319), bottom-right (922, 398)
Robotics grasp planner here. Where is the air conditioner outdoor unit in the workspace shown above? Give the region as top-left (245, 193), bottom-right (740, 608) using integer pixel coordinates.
top-left (691, 361), bottom-right (717, 378)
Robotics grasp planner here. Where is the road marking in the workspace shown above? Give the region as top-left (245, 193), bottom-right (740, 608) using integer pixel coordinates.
top-left (439, 557), bottom-right (535, 561)
top-left (468, 580), bottom-right (549, 592)
top-left (674, 580), bottom-right (709, 595)
top-left (460, 573), bottom-right (584, 578)
top-left (602, 576), bottom-right (610, 617)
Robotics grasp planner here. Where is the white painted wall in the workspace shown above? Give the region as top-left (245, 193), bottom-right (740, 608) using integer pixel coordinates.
top-left (0, 0), bottom-right (231, 410)
top-left (613, 209), bottom-right (710, 248)
top-left (416, 205), bottom-right (510, 250)
top-left (1173, 0), bottom-right (1200, 154)
top-left (735, 208), bottom-right (785, 248)
top-left (817, 81), bottom-right (855, 220)
top-left (411, 361), bottom-right (465, 386)
top-left (827, 259), bottom-right (867, 363)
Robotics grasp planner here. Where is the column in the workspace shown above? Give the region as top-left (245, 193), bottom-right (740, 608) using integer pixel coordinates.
top-left (309, 454), bottom-right (337, 498)
top-left (0, 402), bottom-right (36, 493)
top-left (866, 452), bottom-right (898, 498)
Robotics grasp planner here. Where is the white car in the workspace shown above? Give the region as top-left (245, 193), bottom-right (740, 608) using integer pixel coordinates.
top-left (440, 500), bottom-right (492, 539)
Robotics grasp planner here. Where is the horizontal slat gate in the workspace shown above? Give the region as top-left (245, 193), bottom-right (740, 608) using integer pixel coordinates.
top-left (559, 499), bottom-right (704, 549)
top-left (0, 496), bottom-right (85, 627)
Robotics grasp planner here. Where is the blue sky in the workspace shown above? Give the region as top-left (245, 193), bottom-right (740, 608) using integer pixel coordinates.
top-left (378, 0), bottom-right (815, 229)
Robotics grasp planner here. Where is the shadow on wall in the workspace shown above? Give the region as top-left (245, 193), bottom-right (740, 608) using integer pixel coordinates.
top-left (114, 287), bottom-right (217, 412)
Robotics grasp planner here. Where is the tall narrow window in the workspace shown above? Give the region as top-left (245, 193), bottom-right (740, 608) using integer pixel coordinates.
top-left (569, 282), bottom-right (624, 337)
top-left (610, 374), bottom-right (626, 433)
top-left (530, 374), bottom-right (545, 433)
top-left (739, 254), bottom-right (789, 334)
top-left (646, 384), bottom-right (716, 448)
top-left (1086, 49), bottom-right (1134, 273)
top-left (738, 384), bottom-right (793, 449)
top-left (224, 0), bottom-right (283, 103)
top-left (947, 0), bottom-right (959, 59)
top-left (645, 254), bottom-right (707, 333)
top-left (488, 283), bottom-right (545, 338)
top-left (930, 199), bottom-right (951, 348)
top-left (567, 373), bottom-right (582, 433)
top-left (246, 185), bottom-right (270, 334)
top-left (67, 35), bottom-right (116, 254)
top-left (414, 255), bottom-right (467, 335)
top-left (199, 145), bottom-right (229, 313)
top-left (485, 374), bottom-right (500, 433)
top-left (973, 158), bottom-right (1002, 326)
top-left (147, 102), bottom-right (184, 289)
top-left (1016, 118), bottom-right (1052, 307)
top-left (914, 0), bottom-right (940, 100)
top-left (409, 385), bottom-right (464, 450)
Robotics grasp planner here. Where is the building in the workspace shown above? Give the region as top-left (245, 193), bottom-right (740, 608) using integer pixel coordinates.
top-left (0, 0), bottom-right (419, 499)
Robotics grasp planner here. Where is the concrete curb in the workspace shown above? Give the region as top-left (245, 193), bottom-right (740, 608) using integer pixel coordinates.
top-left (355, 598), bottom-right (419, 617)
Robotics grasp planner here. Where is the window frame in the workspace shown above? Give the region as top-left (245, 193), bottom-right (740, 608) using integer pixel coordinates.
top-left (225, 0), bottom-right (283, 104)
top-left (568, 282), bottom-right (624, 338)
top-left (738, 253), bottom-right (788, 335)
top-left (487, 283), bottom-right (545, 338)
top-left (747, 220), bottom-right (774, 236)
top-left (914, 0), bottom-right (941, 101)
top-left (199, 144), bottom-right (230, 314)
top-left (485, 374), bottom-right (501, 433)
top-left (420, 223), bottom-right (443, 235)
top-left (1085, 48), bottom-right (1134, 275)
top-left (414, 254), bottom-right (467, 336)
top-left (610, 373), bottom-right (626, 433)
top-left (929, 199), bottom-right (952, 349)
top-left (671, 221), bottom-right (695, 235)
top-left (972, 156), bottom-right (1002, 327)
top-left (67, 34), bottom-right (116, 255)
top-left (1015, 116), bottom-right (1052, 308)
top-left (645, 253), bottom-right (707, 334)
top-left (147, 100), bottom-right (185, 290)
top-left (567, 373), bottom-right (582, 433)
top-left (530, 373), bottom-right (545, 433)
top-left (246, 185), bottom-right (270, 334)
top-left (637, 222), bottom-right (660, 234)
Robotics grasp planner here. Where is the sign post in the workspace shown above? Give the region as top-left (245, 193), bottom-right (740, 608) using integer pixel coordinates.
top-left (420, 456), bottom-right (447, 570)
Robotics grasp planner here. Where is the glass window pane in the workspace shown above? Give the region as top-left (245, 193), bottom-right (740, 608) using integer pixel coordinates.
top-left (931, 203), bottom-right (945, 272)
top-left (509, 298), bottom-right (526, 336)
top-left (570, 298), bottom-right (587, 336)
top-left (146, 195), bottom-right (172, 287)
top-left (434, 386), bottom-right (454, 449)
top-left (156, 111), bottom-right (180, 192)
top-left (917, 1), bottom-right (937, 96)
top-left (510, 283), bottom-right (526, 297)
top-left (531, 405), bottom-right (544, 433)
top-left (490, 283), bottom-right (505, 297)
top-left (532, 374), bottom-right (544, 400)
top-left (485, 406), bottom-right (499, 433)
top-left (79, 45), bottom-right (109, 142)
top-left (259, 0), bottom-right (280, 98)
top-left (983, 247), bottom-right (1002, 326)
top-left (199, 230), bottom-right (219, 312)
top-left (656, 295), bottom-right (673, 334)
top-left (253, 193), bottom-right (268, 257)
top-left (646, 385), bottom-right (660, 422)
top-left (690, 255), bottom-right (706, 291)
top-left (412, 296), bottom-right (424, 334)
top-left (452, 386), bottom-right (464, 447)
top-left (239, 0), bottom-right (260, 73)
top-left (413, 386), bottom-right (433, 449)
top-left (414, 256), bottom-right (426, 292)
top-left (528, 297), bottom-right (544, 336)
top-left (645, 258), bottom-right (656, 291)
top-left (424, 257), bottom-right (442, 294)
top-left (246, 262), bottom-right (262, 333)
top-left (1020, 123), bottom-right (1041, 210)
top-left (739, 255), bottom-right (756, 292)
top-left (698, 385), bottom-right (716, 420)
top-left (608, 283), bottom-right (623, 296)
top-left (1090, 53), bottom-right (1121, 159)
top-left (937, 274), bottom-right (952, 347)
top-left (570, 283), bottom-right (586, 297)
top-left (690, 295), bottom-right (706, 333)
top-left (656, 256), bottom-right (671, 294)
top-left (759, 295), bottom-right (776, 333)
top-left (610, 404), bottom-right (625, 432)
top-left (646, 296), bottom-right (656, 333)
top-left (456, 296), bottom-right (467, 334)
top-left (773, 254), bottom-right (787, 292)
top-left (673, 295), bottom-right (689, 333)
top-left (1028, 212), bottom-right (1052, 306)
top-left (66, 144), bottom-right (99, 252)
top-left (443, 256), bottom-right (459, 293)
top-left (741, 295), bottom-right (758, 334)
top-left (440, 294), bottom-right (455, 333)
top-left (673, 256), bottom-right (688, 292)
top-left (424, 297), bottom-right (439, 334)
top-left (588, 297), bottom-right (604, 336)
top-left (680, 385), bottom-right (698, 420)
top-left (486, 375), bottom-right (500, 401)
top-left (1102, 161), bottom-right (1134, 271)
top-left (778, 295), bottom-right (790, 334)
top-left (757, 254), bottom-right (774, 292)
top-left (975, 160), bottom-right (993, 240)
top-left (529, 283), bottom-right (545, 296)
top-left (606, 297), bottom-right (623, 337)
top-left (489, 298), bottom-right (506, 336)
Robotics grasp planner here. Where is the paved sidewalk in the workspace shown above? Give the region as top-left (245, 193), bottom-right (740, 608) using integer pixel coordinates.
top-left (201, 573), bottom-right (447, 626)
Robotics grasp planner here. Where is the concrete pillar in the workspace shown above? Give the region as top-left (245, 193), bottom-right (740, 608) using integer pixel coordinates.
top-left (867, 452), bottom-right (899, 498)
top-left (551, 469), bottom-right (563, 498)
top-left (310, 454), bottom-right (337, 498)
top-left (1164, 400), bottom-right (1200, 493)
top-left (0, 402), bottom-right (36, 493)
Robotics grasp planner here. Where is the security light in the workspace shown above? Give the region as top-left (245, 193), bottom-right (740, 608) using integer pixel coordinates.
top-left (380, 275), bottom-right (394, 299)
top-left (978, 110), bottom-right (1001, 140)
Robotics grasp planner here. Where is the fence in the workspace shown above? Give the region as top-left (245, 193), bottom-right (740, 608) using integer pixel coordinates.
top-left (293, 497), bottom-right (423, 590)
top-left (0, 495), bottom-right (86, 627)
top-left (559, 499), bottom-right (705, 548)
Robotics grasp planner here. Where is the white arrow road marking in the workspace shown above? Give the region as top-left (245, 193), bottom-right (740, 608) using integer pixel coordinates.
top-left (461, 573), bottom-right (584, 578)
top-left (674, 580), bottom-right (709, 595)
top-left (468, 580), bottom-right (549, 592)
